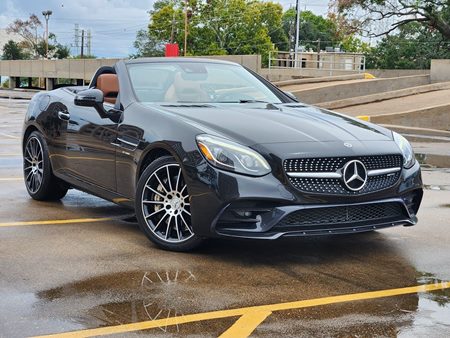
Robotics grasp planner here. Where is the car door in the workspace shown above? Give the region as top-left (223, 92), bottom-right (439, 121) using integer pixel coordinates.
top-left (60, 100), bottom-right (118, 192)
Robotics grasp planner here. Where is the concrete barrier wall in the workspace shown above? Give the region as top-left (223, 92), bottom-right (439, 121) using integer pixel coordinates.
top-left (0, 59), bottom-right (120, 81)
top-left (259, 68), bottom-right (360, 82)
top-left (274, 74), bottom-right (365, 87)
top-left (366, 69), bottom-right (430, 78)
top-left (431, 60), bottom-right (450, 83)
top-left (293, 75), bottom-right (431, 104)
top-left (192, 55), bottom-right (261, 72)
top-left (371, 103), bottom-right (450, 131)
top-left (0, 55), bottom-right (261, 81)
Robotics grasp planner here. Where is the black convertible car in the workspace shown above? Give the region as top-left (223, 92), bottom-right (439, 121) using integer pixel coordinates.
top-left (22, 58), bottom-right (423, 251)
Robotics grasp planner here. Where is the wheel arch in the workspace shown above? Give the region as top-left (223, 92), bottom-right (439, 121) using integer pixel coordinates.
top-left (136, 143), bottom-right (182, 183)
top-left (22, 124), bottom-right (40, 150)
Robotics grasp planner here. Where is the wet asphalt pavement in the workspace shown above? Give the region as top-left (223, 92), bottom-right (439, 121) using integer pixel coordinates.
top-left (1, 98), bottom-right (450, 337)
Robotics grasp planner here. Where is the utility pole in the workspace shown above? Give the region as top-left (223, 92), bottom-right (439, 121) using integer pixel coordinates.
top-left (80, 29), bottom-right (85, 58)
top-left (74, 24), bottom-right (80, 55)
top-left (87, 29), bottom-right (92, 56)
top-left (184, 1), bottom-right (189, 56)
top-left (170, 11), bottom-right (176, 44)
top-left (42, 10), bottom-right (53, 58)
top-left (294, 0), bottom-right (301, 68)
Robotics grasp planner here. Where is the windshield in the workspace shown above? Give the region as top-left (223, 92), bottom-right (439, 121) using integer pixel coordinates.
top-left (127, 62), bottom-right (283, 104)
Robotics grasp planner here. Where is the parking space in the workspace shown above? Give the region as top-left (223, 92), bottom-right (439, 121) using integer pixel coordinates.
top-left (1, 98), bottom-right (450, 337)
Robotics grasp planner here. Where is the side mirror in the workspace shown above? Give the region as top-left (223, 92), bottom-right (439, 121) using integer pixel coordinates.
top-left (74, 88), bottom-right (108, 118)
top-left (283, 91), bottom-right (298, 101)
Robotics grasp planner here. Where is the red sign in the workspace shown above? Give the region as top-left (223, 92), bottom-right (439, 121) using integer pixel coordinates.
top-left (165, 44), bottom-right (179, 57)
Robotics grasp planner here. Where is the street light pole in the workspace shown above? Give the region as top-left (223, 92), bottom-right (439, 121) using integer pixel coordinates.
top-left (294, 0), bottom-right (301, 68)
top-left (184, 1), bottom-right (188, 56)
top-left (42, 10), bottom-right (53, 59)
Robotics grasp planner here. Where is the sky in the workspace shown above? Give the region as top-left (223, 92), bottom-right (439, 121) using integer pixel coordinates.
top-left (0, 0), bottom-right (330, 58)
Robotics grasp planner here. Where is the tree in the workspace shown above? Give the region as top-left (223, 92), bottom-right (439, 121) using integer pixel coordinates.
top-left (334, 0), bottom-right (450, 39)
top-left (281, 9), bottom-right (343, 51)
top-left (2, 40), bottom-right (28, 60)
top-left (7, 14), bottom-right (72, 59)
top-left (54, 44), bottom-right (71, 59)
top-left (6, 14), bottom-right (42, 57)
top-left (365, 22), bottom-right (450, 69)
top-left (135, 0), bottom-right (283, 62)
top-left (131, 29), bottom-right (165, 57)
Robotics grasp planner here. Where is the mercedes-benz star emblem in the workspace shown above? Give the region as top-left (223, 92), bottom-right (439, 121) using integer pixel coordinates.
top-left (342, 160), bottom-right (367, 191)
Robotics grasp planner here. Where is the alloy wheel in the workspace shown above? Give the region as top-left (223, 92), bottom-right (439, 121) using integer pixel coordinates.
top-left (24, 136), bottom-right (44, 194)
top-left (141, 164), bottom-right (193, 243)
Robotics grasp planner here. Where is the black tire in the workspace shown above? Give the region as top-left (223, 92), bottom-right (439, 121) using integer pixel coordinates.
top-left (135, 156), bottom-right (203, 251)
top-left (23, 131), bottom-right (69, 201)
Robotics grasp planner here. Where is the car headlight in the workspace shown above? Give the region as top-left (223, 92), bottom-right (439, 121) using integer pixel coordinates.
top-left (196, 134), bottom-right (271, 176)
top-left (393, 132), bottom-right (415, 169)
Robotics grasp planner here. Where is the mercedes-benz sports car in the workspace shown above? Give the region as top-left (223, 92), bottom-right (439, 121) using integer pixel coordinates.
top-left (22, 58), bottom-right (423, 251)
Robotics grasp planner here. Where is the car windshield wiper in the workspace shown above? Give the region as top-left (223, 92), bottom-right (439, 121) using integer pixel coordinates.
top-left (238, 99), bottom-right (271, 104)
top-left (215, 99), bottom-right (271, 104)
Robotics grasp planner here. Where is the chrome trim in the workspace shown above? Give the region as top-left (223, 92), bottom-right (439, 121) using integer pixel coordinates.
top-left (286, 172), bottom-right (342, 178)
top-left (367, 167), bottom-right (401, 177)
top-left (287, 166), bottom-right (401, 179)
top-left (117, 137), bottom-right (139, 147)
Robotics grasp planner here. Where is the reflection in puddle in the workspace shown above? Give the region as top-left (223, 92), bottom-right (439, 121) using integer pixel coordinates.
top-left (37, 270), bottom-right (204, 334)
top-left (140, 270), bottom-right (196, 332)
top-left (32, 237), bottom-right (450, 336)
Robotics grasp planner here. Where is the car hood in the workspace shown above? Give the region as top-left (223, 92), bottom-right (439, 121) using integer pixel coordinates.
top-left (148, 103), bottom-right (393, 146)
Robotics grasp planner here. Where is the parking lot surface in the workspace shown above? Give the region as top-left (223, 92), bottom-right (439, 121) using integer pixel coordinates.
top-left (1, 97), bottom-right (450, 337)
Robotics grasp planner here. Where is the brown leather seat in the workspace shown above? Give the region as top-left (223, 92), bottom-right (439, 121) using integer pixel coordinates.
top-left (97, 74), bottom-right (119, 104)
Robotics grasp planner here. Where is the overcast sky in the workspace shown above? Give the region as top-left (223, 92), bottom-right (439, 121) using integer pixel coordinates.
top-left (0, 0), bottom-right (330, 58)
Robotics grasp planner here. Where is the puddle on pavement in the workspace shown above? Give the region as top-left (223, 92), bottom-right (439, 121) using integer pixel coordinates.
top-left (30, 255), bottom-right (450, 336)
top-left (35, 270), bottom-right (235, 335)
top-left (254, 272), bottom-right (450, 337)
top-left (32, 270), bottom-right (450, 336)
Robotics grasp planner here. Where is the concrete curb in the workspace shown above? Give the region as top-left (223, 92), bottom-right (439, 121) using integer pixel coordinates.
top-left (381, 124), bottom-right (450, 138)
top-left (274, 74), bottom-right (365, 87)
top-left (290, 75), bottom-right (431, 104)
top-left (318, 82), bottom-right (450, 109)
top-left (370, 103), bottom-right (450, 131)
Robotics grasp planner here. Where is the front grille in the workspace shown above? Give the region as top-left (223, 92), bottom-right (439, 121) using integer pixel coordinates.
top-left (284, 155), bottom-right (402, 195)
top-left (277, 202), bottom-right (405, 229)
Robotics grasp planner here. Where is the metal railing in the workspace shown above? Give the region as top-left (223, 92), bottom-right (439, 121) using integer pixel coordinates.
top-left (268, 51), bottom-right (366, 76)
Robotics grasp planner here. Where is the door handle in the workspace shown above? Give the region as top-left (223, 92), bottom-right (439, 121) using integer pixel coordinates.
top-left (58, 111), bottom-right (70, 121)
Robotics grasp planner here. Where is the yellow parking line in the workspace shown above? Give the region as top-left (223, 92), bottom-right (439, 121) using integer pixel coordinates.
top-left (0, 177), bottom-right (23, 181)
top-left (33, 281), bottom-right (450, 338)
top-left (0, 131), bottom-right (20, 139)
top-left (0, 153), bottom-right (22, 156)
top-left (0, 217), bottom-right (112, 227)
top-left (219, 310), bottom-right (272, 338)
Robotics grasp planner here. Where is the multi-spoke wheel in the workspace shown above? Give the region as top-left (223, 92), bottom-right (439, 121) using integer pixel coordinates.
top-left (24, 136), bottom-right (44, 194)
top-left (23, 131), bottom-right (69, 200)
top-left (136, 156), bottom-right (203, 251)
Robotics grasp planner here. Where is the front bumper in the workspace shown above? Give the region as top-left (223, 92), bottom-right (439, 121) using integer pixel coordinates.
top-left (186, 159), bottom-right (423, 239)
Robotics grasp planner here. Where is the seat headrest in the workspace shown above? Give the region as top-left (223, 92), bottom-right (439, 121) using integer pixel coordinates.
top-left (97, 74), bottom-right (119, 104)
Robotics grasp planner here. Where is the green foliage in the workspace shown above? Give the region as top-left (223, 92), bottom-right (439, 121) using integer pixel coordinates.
top-left (340, 36), bottom-right (370, 53)
top-left (72, 54), bottom-right (97, 59)
top-left (365, 23), bottom-right (450, 69)
top-left (136, 0), bottom-right (286, 63)
top-left (54, 44), bottom-right (71, 59)
top-left (131, 29), bottom-right (165, 58)
top-left (2, 40), bottom-right (28, 60)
